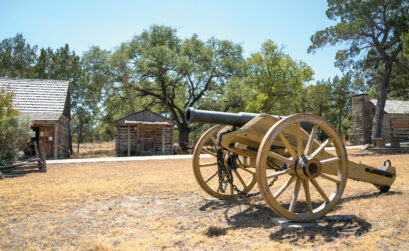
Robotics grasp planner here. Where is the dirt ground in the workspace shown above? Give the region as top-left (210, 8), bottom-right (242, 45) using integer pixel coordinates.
top-left (0, 151), bottom-right (408, 250)
top-left (71, 142), bottom-right (116, 158)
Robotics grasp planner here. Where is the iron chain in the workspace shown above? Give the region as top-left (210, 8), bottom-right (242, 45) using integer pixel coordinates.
top-left (216, 149), bottom-right (278, 198)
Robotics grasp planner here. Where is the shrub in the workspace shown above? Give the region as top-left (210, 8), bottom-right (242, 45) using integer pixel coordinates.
top-left (0, 89), bottom-right (33, 166)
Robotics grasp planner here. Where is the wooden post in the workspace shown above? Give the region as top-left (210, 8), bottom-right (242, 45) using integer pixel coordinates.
top-left (142, 128), bottom-right (145, 152)
top-left (53, 124), bottom-right (58, 159)
top-left (127, 126), bottom-right (131, 156)
top-left (136, 126), bottom-right (139, 153)
top-left (34, 141), bottom-right (39, 158)
top-left (39, 141), bottom-right (47, 172)
top-left (162, 126), bottom-right (166, 154)
top-left (33, 141), bottom-right (42, 169)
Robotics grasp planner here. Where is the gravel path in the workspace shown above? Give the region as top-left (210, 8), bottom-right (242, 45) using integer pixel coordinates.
top-left (48, 154), bottom-right (213, 164)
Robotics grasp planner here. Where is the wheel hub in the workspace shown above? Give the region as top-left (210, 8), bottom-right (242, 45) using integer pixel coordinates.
top-left (295, 156), bottom-right (322, 180)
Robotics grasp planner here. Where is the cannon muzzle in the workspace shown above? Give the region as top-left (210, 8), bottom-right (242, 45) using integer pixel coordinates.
top-left (186, 108), bottom-right (259, 127)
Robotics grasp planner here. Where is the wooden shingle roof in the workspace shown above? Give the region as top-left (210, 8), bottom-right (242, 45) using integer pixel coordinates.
top-left (0, 78), bottom-right (69, 121)
top-left (370, 99), bottom-right (409, 114)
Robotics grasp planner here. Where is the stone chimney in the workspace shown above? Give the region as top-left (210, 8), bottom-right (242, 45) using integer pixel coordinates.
top-left (350, 94), bottom-right (374, 145)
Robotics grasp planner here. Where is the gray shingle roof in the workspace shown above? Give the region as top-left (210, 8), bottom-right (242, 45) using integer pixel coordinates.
top-left (370, 99), bottom-right (409, 114)
top-left (0, 78), bottom-right (69, 121)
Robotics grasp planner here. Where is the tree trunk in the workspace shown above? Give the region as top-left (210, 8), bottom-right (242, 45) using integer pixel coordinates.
top-left (371, 64), bottom-right (392, 144)
top-left (178, 122), bottom-right (191, 152)
top-left (338, 105), bottom-right (342, 136)
top-left (77, 123), bottom-right (83, 153)
top-left (68, 122), bottom-right (73, 155)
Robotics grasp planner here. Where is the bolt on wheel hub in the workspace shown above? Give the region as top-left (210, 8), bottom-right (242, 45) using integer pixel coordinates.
top-left (295, 156), bottom-right (322, 180)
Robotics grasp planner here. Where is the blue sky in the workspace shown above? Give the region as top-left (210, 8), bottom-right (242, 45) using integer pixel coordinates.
top-left (1, 0), bottom-right (342, 81)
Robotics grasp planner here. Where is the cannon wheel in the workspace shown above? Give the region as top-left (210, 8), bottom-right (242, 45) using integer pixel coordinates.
top-left (193, 125), bottom-right (257, 199)
top-left (256, 114), bottom-right (348, 222)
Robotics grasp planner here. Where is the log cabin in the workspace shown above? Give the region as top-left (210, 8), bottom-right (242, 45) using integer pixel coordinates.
top-left (350, 94), bottom-right (409, 145)
top-left (0, 78), bottom-right (70, 158)
top-left (115, 110), bottom-right (174, 156)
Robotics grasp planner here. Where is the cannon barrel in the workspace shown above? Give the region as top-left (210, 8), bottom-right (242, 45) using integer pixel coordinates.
top-left (186, 107), bottom-right (315, 131)
top-left (186, 108), bottom-right (259, 126)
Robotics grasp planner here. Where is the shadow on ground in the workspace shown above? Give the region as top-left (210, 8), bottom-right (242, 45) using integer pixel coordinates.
top-left (200, 190), bottom-right (399, 242)
top-left (0, 168), bottom-right (42, 179)
top-left (268, 217), bottom-right (371, 243)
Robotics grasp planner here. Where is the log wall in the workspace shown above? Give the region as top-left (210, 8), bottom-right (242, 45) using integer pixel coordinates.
top-left (389, 114), bottom-right (409, 140)
top-left (115, 110), bottom-right (174, 156)
top-left (116, 125), bottom-right (173, 156)
top-left (57, 115), bottom-right (70, 158)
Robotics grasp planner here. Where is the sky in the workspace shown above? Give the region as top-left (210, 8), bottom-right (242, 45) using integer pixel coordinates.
top-left (1, 0), bottom-right (342, 81)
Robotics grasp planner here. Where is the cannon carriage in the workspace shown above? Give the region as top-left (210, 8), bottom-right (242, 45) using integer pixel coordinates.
top-left (187, 108), bottom-right (396, 222)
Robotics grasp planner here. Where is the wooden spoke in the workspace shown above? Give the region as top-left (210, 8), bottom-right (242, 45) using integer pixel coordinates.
top-left (303, 180), bottom-right (313, 213)
top-left (266, 168), bottom-right (293, 179)
top-left (320, 157), bottom-right (340, 167)
top-left (205, 170), bottom-right (218, 183)
top-left (279, 133), bottom-right (297, 159)
top-left (289, 178), bottom-right (302, 212)
top-left (210, 136), bottom-right (217, 145)
top-left (193, 125), bottom-right (257, 200)
top-left (320, 173), bottom-right (340, 184)
top-left (255, 114), bottom-right (348, 222)
top-left (238, 166), bottom-right (256, 175)
top-left (199, 162), bottom-right (218, 167)
top-left (311, 138), bottom-right (330, 158)
top-left (233, 169), bottom-right (247, 189)
top-left (236, 159), bottom-right (255, 169)
top-left (310, 178), bottom-right (330, 203)
top-left (296, 122), bottom-right (303, 156)
top-left (268, 151), bottom-right (294, 165)
top-left (274, 175), bottom-right (296, 199)
top-left (304, 125), bottom-right (318, 155)
top-left (201, 148), bottom-right (217, 157)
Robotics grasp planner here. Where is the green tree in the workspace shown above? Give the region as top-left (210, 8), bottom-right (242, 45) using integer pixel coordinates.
top-left (76, 46), bottom-right (112, 145)
top-left (71, 106), bottom-right (94, 153)
top-left (213, 77), bottom-right (253, 112)
top-left (0, 33), bottom-right (37, 78)
top-left (309, 0), bottom-right (409, 142)
top-left (403, 32), bottom-right (409, 58)
top-left (246, 40), bottom-right (313, 115)
top-left (304, 80), bottom-right (332, 117)
top-left (103, 43), bottom-right (155, 121)
top-left (112, 25), bottom-right (245, 149)
top-left (0, 89), bottom-right (33, 165)
top-left (330, 74), bottom-right (353, 137)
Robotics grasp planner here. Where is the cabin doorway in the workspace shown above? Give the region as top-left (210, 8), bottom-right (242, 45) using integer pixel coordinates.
top-left (142, 128), bottom-right (154, 154)
top-left (31, 126), bottom-right (54, 157)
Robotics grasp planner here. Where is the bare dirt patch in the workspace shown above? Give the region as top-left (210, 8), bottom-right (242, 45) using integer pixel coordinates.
top-left (0, 152), bottom-right (408, 250)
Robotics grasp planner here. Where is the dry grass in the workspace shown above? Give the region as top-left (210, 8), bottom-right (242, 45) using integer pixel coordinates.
top-left (71, 141), bottom-right (116, 158)
top-left (0, 150), bottom-right (408, 250)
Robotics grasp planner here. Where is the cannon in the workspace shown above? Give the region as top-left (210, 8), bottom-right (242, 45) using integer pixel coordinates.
top-left (187, 108), bottom-right (396, 222)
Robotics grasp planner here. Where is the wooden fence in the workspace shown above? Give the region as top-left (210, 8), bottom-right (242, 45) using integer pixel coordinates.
top-left (0, 141), bottom-right (47, 179)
